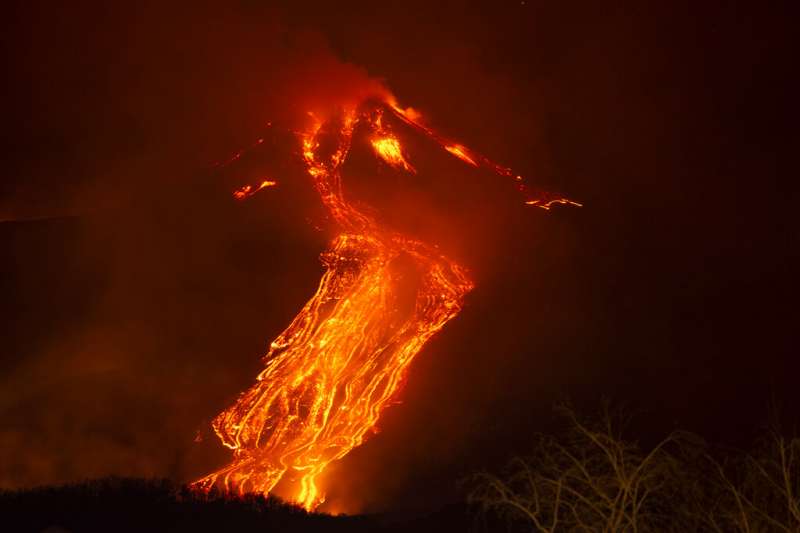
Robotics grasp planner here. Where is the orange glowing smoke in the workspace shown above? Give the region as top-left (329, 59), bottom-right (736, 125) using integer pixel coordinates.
top-left (194, 96), bottom-right (577, 510)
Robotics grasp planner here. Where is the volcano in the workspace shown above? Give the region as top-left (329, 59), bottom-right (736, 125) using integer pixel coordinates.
top-left (192, 96), bottom-right (577, 509)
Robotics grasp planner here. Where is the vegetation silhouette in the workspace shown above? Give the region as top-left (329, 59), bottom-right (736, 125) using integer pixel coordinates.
top-left (0, 477), bottom-right (361, 533)
top-left (4, 402), bottom-right (798, 532)
top-left (469, 402), bottom-right (800, 532)
top-left (0, 477), bottom-right (484, 533)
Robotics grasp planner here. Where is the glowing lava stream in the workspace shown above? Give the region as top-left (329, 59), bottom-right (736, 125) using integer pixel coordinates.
top-left (194, 98), bottom-right (576, 510)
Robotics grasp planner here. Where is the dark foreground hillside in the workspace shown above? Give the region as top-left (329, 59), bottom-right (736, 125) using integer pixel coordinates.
top-left (0, 478), bottom-right (500, 533)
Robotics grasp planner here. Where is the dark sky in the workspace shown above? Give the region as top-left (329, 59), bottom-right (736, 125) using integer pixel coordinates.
top-left (1, 0), bottom-right (796, 514)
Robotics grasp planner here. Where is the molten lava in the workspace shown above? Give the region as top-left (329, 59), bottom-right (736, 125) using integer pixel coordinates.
top-left (371, 136), bottom-right (415, 173)
top-left (232, 180), bottom-right (277, 200)
top-left (444, 144), bottom-right (479, 167)
top-left (194, 96), bottom-right (577, 510)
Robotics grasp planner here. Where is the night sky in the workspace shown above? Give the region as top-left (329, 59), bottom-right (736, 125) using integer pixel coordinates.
top-left (1, 1), bottom-right (795, 514)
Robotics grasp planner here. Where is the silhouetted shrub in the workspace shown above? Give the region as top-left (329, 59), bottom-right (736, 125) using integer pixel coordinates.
top-left (0, 477), bottom-right (374, 533)
top-left (469, 402), bottom-right (800, 532)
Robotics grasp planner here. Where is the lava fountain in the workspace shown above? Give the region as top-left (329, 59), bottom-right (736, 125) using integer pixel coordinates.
top-left (193, 96), bottom-right (578, 510)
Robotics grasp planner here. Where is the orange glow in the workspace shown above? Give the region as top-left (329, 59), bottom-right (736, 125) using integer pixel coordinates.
top-left (195, 95), bottom-right (578, 511)
top-left (525, 198), bottom-right (584, 210)
top-left (371, 136), bottom-right (415, 173)
top-left (385, 104), bottom-right (579, 209)
top-left (445, 144), bottom-right (478, 166)
top-left (232, 180), bottom-right (277, 200)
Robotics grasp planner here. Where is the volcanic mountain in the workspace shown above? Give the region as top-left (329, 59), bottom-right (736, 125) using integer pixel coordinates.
top-left (192, 96), bottom-right (577, 509)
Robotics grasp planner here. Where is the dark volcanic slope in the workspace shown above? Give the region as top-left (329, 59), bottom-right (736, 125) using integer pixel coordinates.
top-left (0, 478), bottom-right (494, 533)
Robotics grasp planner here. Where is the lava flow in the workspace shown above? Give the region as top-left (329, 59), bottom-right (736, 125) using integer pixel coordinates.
top-left (193, 96), bottom-right (578, 510)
